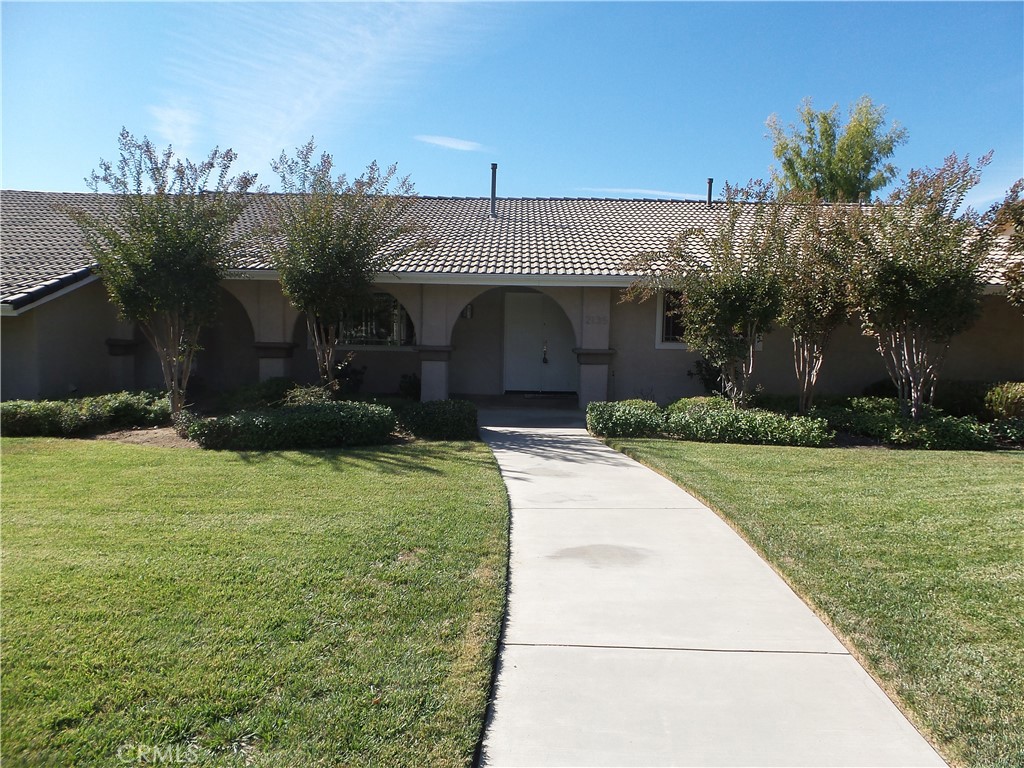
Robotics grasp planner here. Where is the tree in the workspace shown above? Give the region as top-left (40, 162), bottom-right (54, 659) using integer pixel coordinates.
top-left (990, 178), bottom-right (1024, 308)
top-left (849, 152), bottom-right (994, 421)
top-left (628, 181), bottom-right (783, 405)
top-left (267, 139), bottom-right (425, 387)
top-left (767, 96), bottom-right (908, 203)
top-left (67, 128), bottom-right (258, 415)
top-left (776, 193), bottom-right (855, 414)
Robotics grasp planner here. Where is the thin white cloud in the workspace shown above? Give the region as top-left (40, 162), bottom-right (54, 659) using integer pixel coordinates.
top-left (148, 103), bottom-right (200, 159)
top-left (415, 135), bottom-right (485, 152)
top-left (577, 187), bottom-right (704, 200)
top-left (159, 4), bottom-right (494, 180)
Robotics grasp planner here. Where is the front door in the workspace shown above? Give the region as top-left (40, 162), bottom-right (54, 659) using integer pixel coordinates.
top-left (503, 292), bottom-right (577, 393)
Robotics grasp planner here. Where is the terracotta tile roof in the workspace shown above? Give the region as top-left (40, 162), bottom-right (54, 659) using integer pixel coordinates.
top-left (2, 190), bottom-right (1018, 309)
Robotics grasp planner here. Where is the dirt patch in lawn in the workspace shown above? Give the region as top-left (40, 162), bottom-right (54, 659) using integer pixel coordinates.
top-left (94, 427), bottom-right (198, 449)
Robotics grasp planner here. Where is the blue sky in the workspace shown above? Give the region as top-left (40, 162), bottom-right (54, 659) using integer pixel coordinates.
top-left (3, 2), bottom-right (1022, 209)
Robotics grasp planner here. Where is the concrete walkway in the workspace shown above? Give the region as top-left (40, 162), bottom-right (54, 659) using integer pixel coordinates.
top-left (477, 409), bottom-right (946, 767)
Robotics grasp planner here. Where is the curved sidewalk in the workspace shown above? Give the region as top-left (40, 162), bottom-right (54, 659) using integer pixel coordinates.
top-left (477, 410), bottom-right (946, 767)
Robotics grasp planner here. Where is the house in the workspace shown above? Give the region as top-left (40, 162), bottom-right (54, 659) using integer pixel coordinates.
top-left (2, 188), bottom-right (1022, 406)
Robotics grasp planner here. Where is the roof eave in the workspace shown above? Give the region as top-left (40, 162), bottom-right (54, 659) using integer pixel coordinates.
top-left (1, 269), bottom-right (98, 316)
top-left (226, 268), bottom-right (637, 288)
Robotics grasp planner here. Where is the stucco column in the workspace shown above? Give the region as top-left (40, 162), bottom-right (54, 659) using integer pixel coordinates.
top-left (105, 316), bottom-right (138, 391)
top-left (417, 284), bottom-right (454, 401)
top-left (575, 287), bottom-right (614, 407)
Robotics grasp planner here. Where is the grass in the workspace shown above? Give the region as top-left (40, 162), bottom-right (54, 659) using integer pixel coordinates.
top-left (607, 439), bottom-right (1024, 768)
top-left (1, 437), bottom-right (509, 767)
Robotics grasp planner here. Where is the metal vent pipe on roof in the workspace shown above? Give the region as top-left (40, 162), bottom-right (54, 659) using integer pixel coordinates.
top-left (490, 163), bottom-right (498, 218)
top-left (707, 178), bottom-right (714, 207)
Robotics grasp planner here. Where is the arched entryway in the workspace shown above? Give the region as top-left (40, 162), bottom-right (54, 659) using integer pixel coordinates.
top-left (131, 287), bottom-right (258, 397)
top-left (193, 287), bottom-right (258, 394)
top-left (450, 288), bottom-right (578, 396)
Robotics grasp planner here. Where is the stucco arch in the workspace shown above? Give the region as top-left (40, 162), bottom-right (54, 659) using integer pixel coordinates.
top-left (441, 285), bottom-right (581, 348)
top-left (449, 286), bottom-right (580, 396)
top-left (130, 286), bottom-right (258, 397)
top-left (193, 286), bottom-right (258, 394)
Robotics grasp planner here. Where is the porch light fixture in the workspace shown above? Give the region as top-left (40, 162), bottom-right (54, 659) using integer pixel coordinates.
top-left (461, 303), bottom-right (474, 320)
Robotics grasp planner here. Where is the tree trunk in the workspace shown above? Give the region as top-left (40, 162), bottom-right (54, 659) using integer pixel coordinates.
top-left (793, 334), bottom-right (826, 415)
top-left (309, 315), bottom-right (339, 386)
top-left (139, 312), bottom-right (201, 415)
top-left (874, 323), bottom-right (946, 422)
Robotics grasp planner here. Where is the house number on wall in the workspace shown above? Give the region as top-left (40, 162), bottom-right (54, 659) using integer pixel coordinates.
top-left (584, 315), bottom-right (608, 325)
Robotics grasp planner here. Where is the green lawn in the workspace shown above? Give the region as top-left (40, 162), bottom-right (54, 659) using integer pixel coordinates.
top-left (608, 439), bottom-right (1023, 768)
top-left (1, 437), bottom-right (509, 767)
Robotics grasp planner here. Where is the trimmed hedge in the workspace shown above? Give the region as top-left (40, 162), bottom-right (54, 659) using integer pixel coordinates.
top-left (1, 392), bottom-right (171, 437)
top-left (397, 399), bottom-right (478, 440)
top-left (887, 415), bottom-right (995, 451)
top-left (664, 406), bottom-right (834, 447)
top-left (811, 397), bottom-right (997, 451)
top-left (664, 395), bottom-right (733, 414)
top-left (587, 398), bottom-right (833, 447)
top-left (586, 400), bottom-right (664, 438)
top-left (187, 402), bottom-right (396, 450)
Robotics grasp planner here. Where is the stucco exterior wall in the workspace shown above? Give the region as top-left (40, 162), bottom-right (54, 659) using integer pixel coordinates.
top-left (608, 295), bottom-right (705, 403)
top-left (1, 311), bottom-right (39, 400)
top-left (1, 281), bottom-right (134, 400)
top-left (945, 295), bottom-right (1024, 381)
top-left (608, 293), bottom-right (1024, 404)
top-left (4, 276), bottom-right (1020, 405)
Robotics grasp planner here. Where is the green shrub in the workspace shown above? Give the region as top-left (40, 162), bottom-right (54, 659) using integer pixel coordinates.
top-left (888, 415), bottom-right (995, 451)
top-left (812, 397), bottom-right (996, 450)
top-left (1, 392), bottom-right (170, 437)
top-left (283, 383), bottom-right (336, 406)
top-left (811, 397), bottom-right (902, 440)
top-left (187, 402), bottom-right (396, 451)
top-left (398, 399), bottom-right (478, 440)
top-left (985, 382), bottom-right (1024, 420)
top-left (989, 418), bottom-right (1024, 446)
top-left (664, 407), bottom-right (834, 447)
top-left (215, 377), bottom-right (296, 412)
top-left (664, 395), bottom-right (733, 415)
top-left (1, 400), bottom-right (67, 436)
top-left (586, 400), bottom-right (664, 438)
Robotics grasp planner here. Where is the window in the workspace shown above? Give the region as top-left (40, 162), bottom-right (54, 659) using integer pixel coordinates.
top-left (655, 290), bottom-right (688, 350)
top-left (340, 293), bottom-right (416, 347)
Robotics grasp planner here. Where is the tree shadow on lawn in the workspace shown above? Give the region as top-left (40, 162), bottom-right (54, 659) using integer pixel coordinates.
top-left (227, 439), bottom-right (494, 476)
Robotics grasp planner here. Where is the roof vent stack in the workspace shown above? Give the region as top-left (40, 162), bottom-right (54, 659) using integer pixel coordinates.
top-left (490, 163), bottom-right (498, 218)
top-left (707, 178), bottom-right (714, 208)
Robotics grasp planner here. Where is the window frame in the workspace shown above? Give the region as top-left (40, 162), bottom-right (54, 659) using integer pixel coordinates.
top-left (654, 290), bottom-right (689, 350)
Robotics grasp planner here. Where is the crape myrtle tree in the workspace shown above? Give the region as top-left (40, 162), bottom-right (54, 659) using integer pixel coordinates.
top-left (627, 180), bottom-right (783, 406)
top-left (991, 178), bottom-right (1024, 308)
top-left (267, 139), bottom-right (426, 388)
top-left (68, 128), bottom-right (258, 415)
top-left (776, 193), bottom-right (855, 414)
top-left (850, 152), bottom-right (996, 421)
top-left (767, 96), bottom-right (908, 203)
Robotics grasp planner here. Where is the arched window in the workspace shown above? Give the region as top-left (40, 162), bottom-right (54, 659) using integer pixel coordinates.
top-left (340, 293), bottom-right (416, 346)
